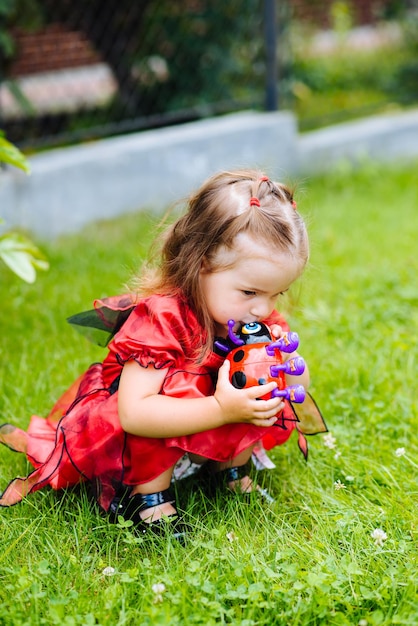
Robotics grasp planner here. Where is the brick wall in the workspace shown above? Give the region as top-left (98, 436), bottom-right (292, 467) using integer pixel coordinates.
top-left (291, 0), bottom-right (399, 28)
top-left (8, 24), bottom-right (101, 77)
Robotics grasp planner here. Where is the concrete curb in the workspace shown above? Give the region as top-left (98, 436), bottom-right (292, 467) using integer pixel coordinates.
top-left (298, 108), bottom-right (418, 173)
top-left (1, 108), bottom-right (417, 239)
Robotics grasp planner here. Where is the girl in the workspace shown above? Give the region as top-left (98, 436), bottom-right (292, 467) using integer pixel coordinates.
top-left (0, 169), bottom-right (325, 536)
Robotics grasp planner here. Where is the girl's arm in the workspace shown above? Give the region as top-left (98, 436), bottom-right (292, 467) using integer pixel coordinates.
top-left (118, 359), bottom-right (284, 438)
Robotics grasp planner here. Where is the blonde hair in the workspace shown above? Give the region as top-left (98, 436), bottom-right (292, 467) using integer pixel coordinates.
top-left (136, 168), bottom-right (308, 359)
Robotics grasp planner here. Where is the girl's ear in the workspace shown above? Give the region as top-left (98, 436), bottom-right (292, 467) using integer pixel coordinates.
top-left (200, 257), bottom-right (210, 273)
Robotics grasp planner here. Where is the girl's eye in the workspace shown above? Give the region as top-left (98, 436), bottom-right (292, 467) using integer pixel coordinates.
top-left (242, 290), bottom-right (256, 296)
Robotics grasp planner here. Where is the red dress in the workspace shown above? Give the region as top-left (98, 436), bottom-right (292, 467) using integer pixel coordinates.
top-left (0, 293), bottom-right (324, 511)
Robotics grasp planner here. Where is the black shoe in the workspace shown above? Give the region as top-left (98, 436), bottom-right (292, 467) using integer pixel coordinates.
top-left (109, 487), bottom-right (191, 541)
top-left (200, 462), bottom-right (275, 503)
top-left (221, 463), bottom-right (251, 486)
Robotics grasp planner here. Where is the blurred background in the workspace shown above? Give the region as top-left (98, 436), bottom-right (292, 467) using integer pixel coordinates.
top-left (0, 0), bottom-right (417, 151)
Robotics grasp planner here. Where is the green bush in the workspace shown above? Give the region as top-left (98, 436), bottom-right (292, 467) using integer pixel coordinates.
top-left (289, 14), bottom-right (418, 129)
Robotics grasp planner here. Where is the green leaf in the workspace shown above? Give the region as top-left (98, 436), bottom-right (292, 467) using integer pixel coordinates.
top-left (0, 232), bottom-right (49, 282)
top-left (116, 515), bottom-right (134, 529)
top-left (0, 135), bottom-right (30, 173)
top-left (0, 248), bottom-right (36, 282)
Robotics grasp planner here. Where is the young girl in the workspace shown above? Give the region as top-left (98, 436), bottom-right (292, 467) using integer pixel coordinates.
top-left (0, 169), bottom-right (325, 536)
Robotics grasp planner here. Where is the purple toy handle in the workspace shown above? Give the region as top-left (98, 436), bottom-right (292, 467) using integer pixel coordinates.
top-left (265, 331), bottom-right (299, 355)
top-left (270, 356), bottom-right (305, 377)
top-left (272, 384), bottom-right (306, 403)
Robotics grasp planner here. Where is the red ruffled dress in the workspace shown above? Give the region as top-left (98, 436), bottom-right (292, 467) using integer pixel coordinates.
top-left (0, 293), bottom-right (325, 511)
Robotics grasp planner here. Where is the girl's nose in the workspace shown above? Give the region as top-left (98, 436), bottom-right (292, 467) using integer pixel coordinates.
top-left (250, 301), bottom-right (269, 320)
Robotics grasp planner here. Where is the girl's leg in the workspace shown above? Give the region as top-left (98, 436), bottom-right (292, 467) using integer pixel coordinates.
top-left (129, 467), bottom-right (177, 522)
top-left (215, 447), bottom-right (255, 493)
top-left (110, 466), bottom-right (191, 540)
top-left (189, 449), bottom-right (256, 492)
top-left (188, 453), bottom-right (208, 464)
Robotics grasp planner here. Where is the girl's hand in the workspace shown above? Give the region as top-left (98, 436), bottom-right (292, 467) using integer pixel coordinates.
top-left (214, 360), bottom-right (284, 427)
top-left (270, 323), bottom-right (284, 339)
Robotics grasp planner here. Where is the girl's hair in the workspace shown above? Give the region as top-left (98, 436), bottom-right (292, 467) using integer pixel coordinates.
top-left (136, 168), bottom-right (308, 359)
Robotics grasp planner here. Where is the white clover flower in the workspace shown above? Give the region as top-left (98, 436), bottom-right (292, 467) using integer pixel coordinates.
top-left (152, 583), bottom-right (166, 603)
top-left (226, 531), bottom-right (238, 542)
top-left (323, 433), bottom-right (337, 449)
top-left (358, 619), bottom-right (368, 626)
top-left (395, 447), bottom-right (406, 457)
top-left (334, 479), bottom-right (346, 491)
top-left (371, 528), bottom-right (387, 546)
top-left (102, 566), bottom-right (116, 576)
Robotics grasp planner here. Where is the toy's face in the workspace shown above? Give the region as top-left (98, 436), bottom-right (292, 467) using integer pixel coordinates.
top-left (237, 322), bottom-right (272, 344)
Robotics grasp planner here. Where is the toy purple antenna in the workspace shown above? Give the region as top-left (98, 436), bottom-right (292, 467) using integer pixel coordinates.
top-left (227, 319), bottom-right (245, 346)
top-left (213, 320), bottom-right (244, 353)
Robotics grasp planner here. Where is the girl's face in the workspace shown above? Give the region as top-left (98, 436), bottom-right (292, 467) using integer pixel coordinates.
top-left (199, 233), bottom-right (303, 336)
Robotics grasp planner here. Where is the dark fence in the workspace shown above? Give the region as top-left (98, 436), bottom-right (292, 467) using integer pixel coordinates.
top-left (0, 0), bottom-right (416, 149)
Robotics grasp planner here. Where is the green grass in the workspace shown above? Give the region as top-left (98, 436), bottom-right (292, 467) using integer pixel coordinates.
top-left (0, 159), bottom-right (417, 625)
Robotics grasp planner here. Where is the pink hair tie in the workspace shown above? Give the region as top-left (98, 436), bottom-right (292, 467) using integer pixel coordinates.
top-left (249, 197), bottom-right (261, 207)
top-left (291, 200), bottom-right (297, 210)
top-left (259, 176), bottom-right (269, 182)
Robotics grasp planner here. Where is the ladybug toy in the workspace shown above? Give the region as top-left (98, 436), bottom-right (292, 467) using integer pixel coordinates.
top-left (214, 320), bottom-right (328, 460)
top-left (215, 320), bottom-right (306, 404)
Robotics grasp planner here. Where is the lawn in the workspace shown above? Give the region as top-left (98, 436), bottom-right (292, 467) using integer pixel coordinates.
top-left (0, 158), bottom-right (417, 625)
